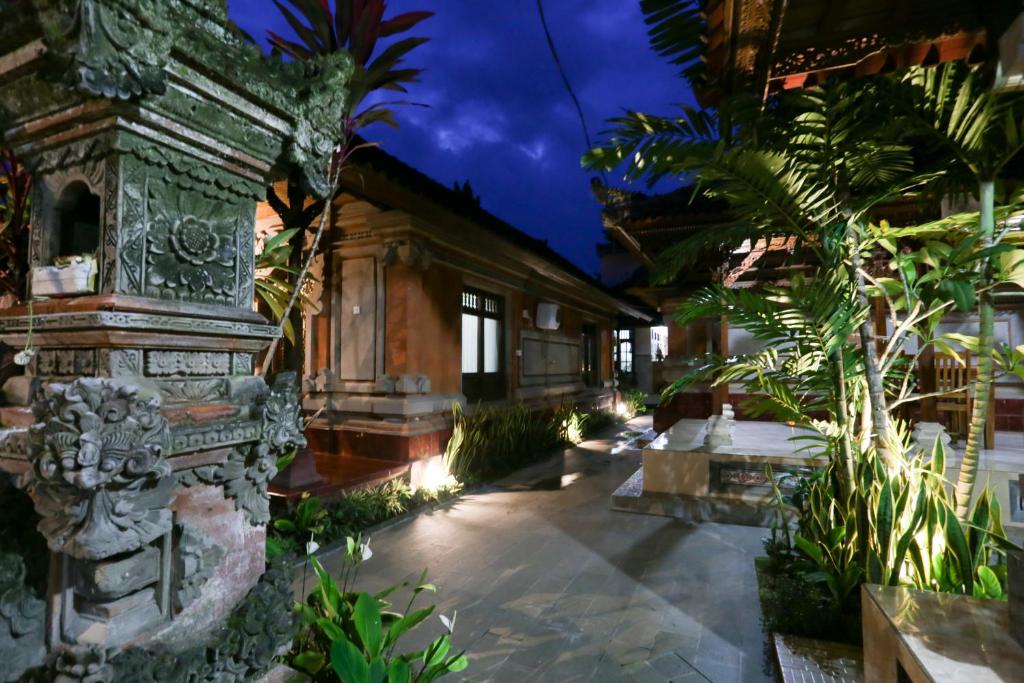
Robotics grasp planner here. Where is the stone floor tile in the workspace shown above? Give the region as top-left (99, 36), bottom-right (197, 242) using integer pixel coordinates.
top-left (302, 417), bottom-right (772, 683)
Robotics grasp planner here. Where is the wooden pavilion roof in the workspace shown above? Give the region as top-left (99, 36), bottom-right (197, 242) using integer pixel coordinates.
top-left (699, 0), bottom-right (1020, 104)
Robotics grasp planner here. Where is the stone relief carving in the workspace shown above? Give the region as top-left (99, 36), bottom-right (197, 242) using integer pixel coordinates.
top-left (177, 446), bottom-right (275, 526)
top-left (284, 52), bottom-right (353, 198)
top-left (101, 155), bottom-right (120, 294)
top-left (231, 353), bottom-right (253, 376)
top-left (145, 183), bottom-right (239, 305)
top-left (39, 0), bottom-right (173, 99)
top-left (0, 553), bottom-right (46, 683)
top-left (117, 155), bottom-right (148, 296)
top-left (96, 349), bottom-right (143, 378)
top-left (0, 311), bottom-right (278, 340)
top-left (33, 349), bottom-right (97, 377)
top-left (52, 643), bottom-right (113, 683)
top-left (262, 372), bottom-right (308, 455)
top-left (108, 561), bottom-right (297, 682)
top-left (145, 351), bottom-right (231, 377)
top-left (118, 137), bottom-right (264, 203)
top-left (0, 428), bottom-right (29, 461)
top-left (174, 374), bottom-right (304, 525)
top-left (173, 524), bottom-right (223, 613)
top-left (160, 379), bottom-right (227, 404)
top-left (169, 420), bottom-right (261, 455)
top-left (25, 379), bottom-right (173, 560)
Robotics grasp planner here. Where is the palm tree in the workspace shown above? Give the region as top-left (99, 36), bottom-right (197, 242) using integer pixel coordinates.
top-left (585, 76), bottom-right (920, 470)
top-left (887, 62), bottom-right (1024, 518)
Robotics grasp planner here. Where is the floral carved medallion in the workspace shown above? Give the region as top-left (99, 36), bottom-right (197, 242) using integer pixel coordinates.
top-left (146, 185), bottom-right (238, 304)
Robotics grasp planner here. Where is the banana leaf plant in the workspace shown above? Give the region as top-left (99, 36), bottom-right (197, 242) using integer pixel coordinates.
top-left (256, 227), bottom-right (317, 345)
top-left (259, 0), bottom-right (433, 375)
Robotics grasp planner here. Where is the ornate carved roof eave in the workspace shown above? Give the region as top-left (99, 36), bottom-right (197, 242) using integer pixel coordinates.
top-left (601, 218), bottom-right (656, 270)
top-left (766, 30), bottom-right (990, 94)
top-left (700, 0), bottom-right (1016, 102)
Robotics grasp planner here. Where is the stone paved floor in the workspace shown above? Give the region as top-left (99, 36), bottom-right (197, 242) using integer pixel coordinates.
top-left (299, 417), bottom-right (774, 682)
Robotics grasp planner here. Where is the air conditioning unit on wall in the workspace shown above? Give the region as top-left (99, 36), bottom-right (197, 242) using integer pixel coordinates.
top-left (536, 302), bottom-right (560, 330)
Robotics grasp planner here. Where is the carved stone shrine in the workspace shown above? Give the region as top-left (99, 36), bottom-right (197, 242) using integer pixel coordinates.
top-left (0, 1), bottom-right (350, 680)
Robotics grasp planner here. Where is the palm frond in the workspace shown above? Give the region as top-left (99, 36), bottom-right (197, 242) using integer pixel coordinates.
top-left (640, 0), bottom-right (706, 85)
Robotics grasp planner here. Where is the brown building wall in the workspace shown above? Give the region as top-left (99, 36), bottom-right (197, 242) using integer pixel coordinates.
top-left (384, 262), bottom-right (463, 394)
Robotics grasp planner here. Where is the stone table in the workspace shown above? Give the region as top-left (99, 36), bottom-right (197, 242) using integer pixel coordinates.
top-left (862, 584), bottom-right (1024, 682)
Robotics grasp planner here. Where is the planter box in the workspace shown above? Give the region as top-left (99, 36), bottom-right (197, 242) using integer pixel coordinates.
top-left (1010, 545), bottom-right (1024, 647)
top-left (30, 259), bottom-right (96, 297)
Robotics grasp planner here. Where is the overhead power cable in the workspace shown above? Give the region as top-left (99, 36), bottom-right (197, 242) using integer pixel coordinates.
top-left (535, 0), bottom-right (598, 155)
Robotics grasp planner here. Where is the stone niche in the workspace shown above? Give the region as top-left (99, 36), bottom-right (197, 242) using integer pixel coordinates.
top-left (0, 1), bottom-right (350, 680)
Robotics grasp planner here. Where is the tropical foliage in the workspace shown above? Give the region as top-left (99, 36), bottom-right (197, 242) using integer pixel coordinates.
top-left (0, 149), bottom-right (31, 300)
top-left (883, 63), bottom-right (1024, 516)
top-left (289, 536), bottom-right (467, 681)
top-left (621, 388), bottom-right (648, 418)
top-left (762, 436), bottom-right (1008, 644)
top-left (267, 481), bottom-right (462, 561)
top-left (584, 0), bottom-right (1024, 635)
top-left (255, 227), bottom-right (312, 345)
top-left (443, 402), bottom-right (596, 484)
top-left (259, 0), bottom-right (433, 373)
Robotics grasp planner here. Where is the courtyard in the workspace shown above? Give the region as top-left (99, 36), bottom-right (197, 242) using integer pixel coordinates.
top-left (2, 1), bottom-right (1024, 682)
top-left (303, 418), bottom-right (772, 683)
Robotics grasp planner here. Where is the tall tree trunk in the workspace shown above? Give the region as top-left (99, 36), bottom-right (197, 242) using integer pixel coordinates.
top-left (955, 179), bottom-right (996, 519)
top-left (832, 345), bottom-right (856, 497)
top-left (283, 229), bottom-right (306, 375)
top-left (848, 225), bottom-right (897, 463)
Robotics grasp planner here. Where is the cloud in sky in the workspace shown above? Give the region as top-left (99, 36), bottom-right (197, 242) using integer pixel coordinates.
top-left (228, 0), bottom-right (693, 276)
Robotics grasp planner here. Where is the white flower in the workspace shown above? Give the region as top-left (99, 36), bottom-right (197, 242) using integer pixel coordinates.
top-left (305, 534), bottom-right (320, 556)
top-left (439, 610), bottom-right (457, 634)
top-left (13, 349), bottom-right (35, 366)
top-left (359, 537), bottom-right (373, 562)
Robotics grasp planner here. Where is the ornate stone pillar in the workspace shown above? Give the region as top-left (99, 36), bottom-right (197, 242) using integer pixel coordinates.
top-left (0, 1), bottom-right (350, 679)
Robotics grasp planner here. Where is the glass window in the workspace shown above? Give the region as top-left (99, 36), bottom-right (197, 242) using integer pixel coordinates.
top-left (620, 341), bottom-right (633, 373)
top-left (615, 328), bottom-right (635, 374)
top-left (462, 288), bottom-right (505, 400)
top-left (483, 317), bottom-right (499, 373)
top-left (462, 313), bottom-right (479, 373)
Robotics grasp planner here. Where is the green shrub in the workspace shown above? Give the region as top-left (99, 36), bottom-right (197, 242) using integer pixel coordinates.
top-left (444, 402), bottom-right (573, 483)
top-left (622, 389), bottom-right (647, 418)
top-left (289, 536), bottom-right (467, 682)
top-left (583, 410), bottom-right (620, 436)
top-left (554, 402), bottom-right (589, 445)
top-left (755, 556), bottom-right (860, 644)
top-left (762, 437), bottom-right (1010, 643)
top-left (268, 481), bottom-right (462, 560)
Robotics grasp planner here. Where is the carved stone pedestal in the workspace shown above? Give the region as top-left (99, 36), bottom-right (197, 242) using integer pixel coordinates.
top-left (0, 1), bottom-right (350, 680)
top-left (911, 421), bottom-right (952, 455)
top-left (704, 403), bottom-right (735, 448)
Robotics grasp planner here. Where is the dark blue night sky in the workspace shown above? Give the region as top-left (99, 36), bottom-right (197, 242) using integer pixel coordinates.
top-left (228, 1), bottom-right (690, 275)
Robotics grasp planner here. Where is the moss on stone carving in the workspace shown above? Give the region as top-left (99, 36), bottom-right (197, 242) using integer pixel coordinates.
top-left (0, 478), bottom-right (47, 683)
top-left (0, 0), bottom-right (354, 198)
